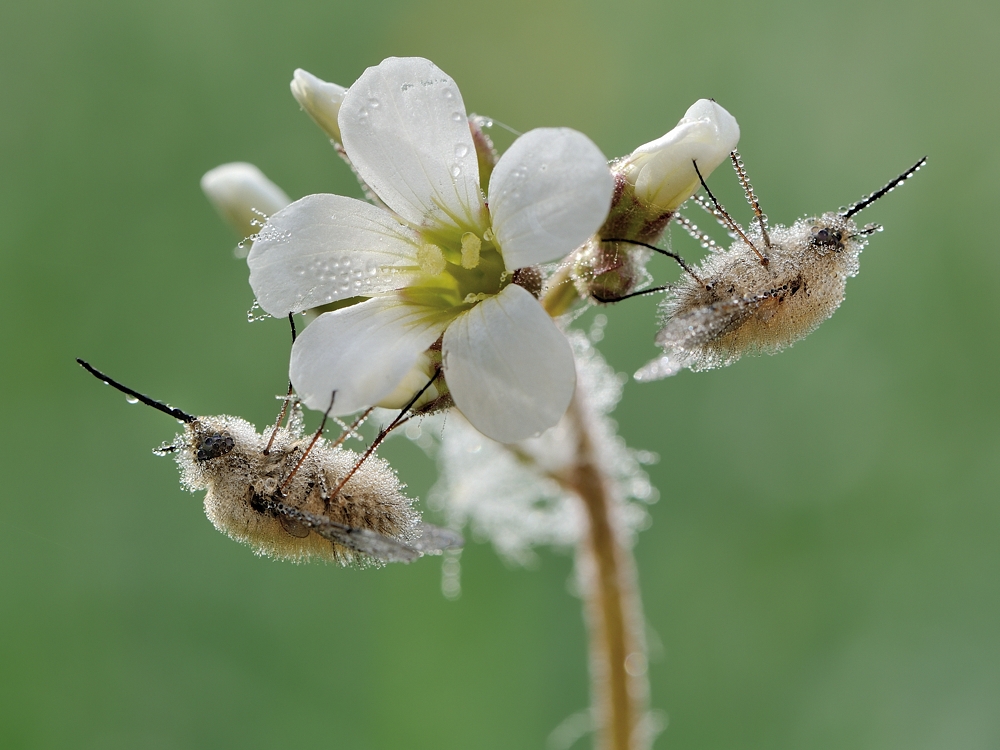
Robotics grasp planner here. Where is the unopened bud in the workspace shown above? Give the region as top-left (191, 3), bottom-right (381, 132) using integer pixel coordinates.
top-left (572, 237), bottom-right (646, 303)
top-left (290, 68), bottom-right (347, 144)
top-left (620, 99), bottom-right (739, 212)
top-left (200, 162), bottom-right (291, 242)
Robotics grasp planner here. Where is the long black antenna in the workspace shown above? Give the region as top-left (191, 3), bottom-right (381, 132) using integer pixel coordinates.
top-left (841, 157), bottom-right (927, 219)
top-left (77, 359), bottom-right (197, 423)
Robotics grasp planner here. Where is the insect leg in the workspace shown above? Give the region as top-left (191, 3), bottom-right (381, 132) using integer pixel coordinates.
top-left (730, 150), bottom-right (772, 250)
top-left (278, 390), bottom-right (337, 494)
top-left (264, 313), bottom-right (299, 455)
top-left (326, 368), bottom-right (442, 503)
top-left (600, 237), bottom-right (703, 285)
top-left (692, 159), bottom-right (769, 266)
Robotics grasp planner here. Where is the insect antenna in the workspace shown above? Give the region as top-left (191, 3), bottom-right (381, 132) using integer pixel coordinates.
top-left (326, 367), bottom-right (443, 503)
top-left (264, 313), bottom-right (298, 455)
top-left (278, 390), bottom-right (337, 495)
top-left (692, 159), bottom-right (769, 266)
top-left (730, 150), bottom-right (772, 250)
top-left (600, 237), bottom-right (704, 285)
top-left (840, 156), bottom-right (927, 219)
top-left (77, 359), bottom-right (197, 424)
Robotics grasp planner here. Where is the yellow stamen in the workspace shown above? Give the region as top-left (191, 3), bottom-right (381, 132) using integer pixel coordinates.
top-left (461, 232), bottom-right (482, 269)
top-left (417, 243), bottom-right (447, 276)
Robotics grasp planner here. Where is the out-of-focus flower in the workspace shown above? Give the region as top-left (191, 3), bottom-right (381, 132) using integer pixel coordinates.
top-left (290, 68), bottom-right (347, 144)
top-left (249, 57), bottom-right (614, 443)
top-left (423, 329), bottom-right (657, 566)
top-left (200, 163), bottom-right (291, 250)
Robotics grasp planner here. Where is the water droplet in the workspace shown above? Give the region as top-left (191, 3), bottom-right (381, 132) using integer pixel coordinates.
top-left (451, 165), bottom-right (462, 178)
top-left (451, 112), bottom-right (463, 122)
top-left (443, 89), bottom-right (454, 100)
top-left (125, 394), bottom-right (139, 404)
top-left (368, 97), bottom-right (380, 108)
top-left (454, 144), bottom-right (469, 158)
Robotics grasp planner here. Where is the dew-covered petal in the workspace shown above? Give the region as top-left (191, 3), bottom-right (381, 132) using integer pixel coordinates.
top-left (488, 128), bottom-right (613, 271)
top-left (442, 284), bottom-right (576, 442)
top-left (339, 57), bottom-right (487, 234)
top-left (248, 194), bottom-right (423, 317)
top-left (290, 295), bottom-right (450, 415)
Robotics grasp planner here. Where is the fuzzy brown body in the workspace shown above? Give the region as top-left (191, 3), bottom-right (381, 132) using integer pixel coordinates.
top-left (637, 213), bottom-right (864, 380)
top-left (173, 409), bottom-right (424, 565)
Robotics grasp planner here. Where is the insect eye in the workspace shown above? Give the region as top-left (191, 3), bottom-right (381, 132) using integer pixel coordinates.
top-left (196, 432), bottom-right (235, 461)
top-left (810, 226), bottom-right (843, 248)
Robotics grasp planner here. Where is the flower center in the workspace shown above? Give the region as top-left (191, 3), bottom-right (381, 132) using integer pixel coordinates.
top-left (402, 227), bottom-right (508, 311)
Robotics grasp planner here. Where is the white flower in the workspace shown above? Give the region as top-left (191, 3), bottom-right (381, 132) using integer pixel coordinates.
top-left (290, 68), bottom-right (347, 144)
top-left (200, 162), bottom-right (290, 239)
top-left (618, 99), bottom-right (740, 211)
top-left (248, 57), bottom-right (614, 443)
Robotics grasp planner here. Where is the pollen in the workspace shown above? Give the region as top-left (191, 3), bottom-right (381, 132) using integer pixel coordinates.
top-left (460, 232), bottom-right (482, 269)
top-left (417, 243), bottom-right (447, 276)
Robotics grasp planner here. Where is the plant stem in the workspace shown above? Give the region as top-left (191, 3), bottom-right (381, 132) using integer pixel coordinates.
top-left (561, 390), bottom-right (650, 750)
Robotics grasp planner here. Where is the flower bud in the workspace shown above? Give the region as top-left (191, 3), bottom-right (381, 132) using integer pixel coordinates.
top-left (200, 162), bottom-right (291, 243)
top-left (619, 99), bottom-right (739, 212)
top-left (290, 68), bottom-right (347, 144)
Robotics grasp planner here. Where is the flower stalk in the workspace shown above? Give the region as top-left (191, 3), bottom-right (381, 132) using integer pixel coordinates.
top-left (541, 279), bottom-right (650, 750)
top-left (561, 390), bottom-right (650, 750)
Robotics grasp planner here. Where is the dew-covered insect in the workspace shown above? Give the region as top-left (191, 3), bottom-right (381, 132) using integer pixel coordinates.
top-left (612, 153), bottom-right (926, 380)
top-left (77, 359), bottom-right (462, 566)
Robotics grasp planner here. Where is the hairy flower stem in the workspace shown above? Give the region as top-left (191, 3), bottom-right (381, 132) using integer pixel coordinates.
top-left (560, 391), bottom-right (650, 750)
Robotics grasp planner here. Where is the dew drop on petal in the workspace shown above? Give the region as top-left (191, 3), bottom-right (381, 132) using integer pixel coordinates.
top-left (455, 144), bottom-right (469, 158)
top-left (451, 165), bottom-right (462, 178)
top-left (368, 97), bottom-right (380, 108)
top-left (451, 112), bottom-right (463, 122)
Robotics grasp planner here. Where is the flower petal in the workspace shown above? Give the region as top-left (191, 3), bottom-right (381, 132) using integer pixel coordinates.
top-left (442, 284), bottom-right (576, 442)
top-left (339, 57), bottom-right (487, 234)
top-left (290, 296), bottom-right (450, 414)
top-left (248, 194), bottom-right (423, 317)
top-left (488, 128), bottom-right (613, 271)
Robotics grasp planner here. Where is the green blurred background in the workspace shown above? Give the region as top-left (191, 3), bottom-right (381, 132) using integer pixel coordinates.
top-left (2, 0), bottom-right (997, 747)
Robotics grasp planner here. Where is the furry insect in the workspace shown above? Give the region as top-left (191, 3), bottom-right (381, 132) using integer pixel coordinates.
top-left (612, 152), bottom-right (927, 380)
top-left (77, 358), bottom-right (462, 566)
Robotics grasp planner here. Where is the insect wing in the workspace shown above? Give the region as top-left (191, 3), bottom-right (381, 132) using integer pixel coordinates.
top-left (266, 497), bottom-right (422, 563)
top-left (657, 296), bottom-right (762, 350)
top-left (313, 521), bottom-right (423, 564)
top-left (408, 522), bottom-right (464, 555)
